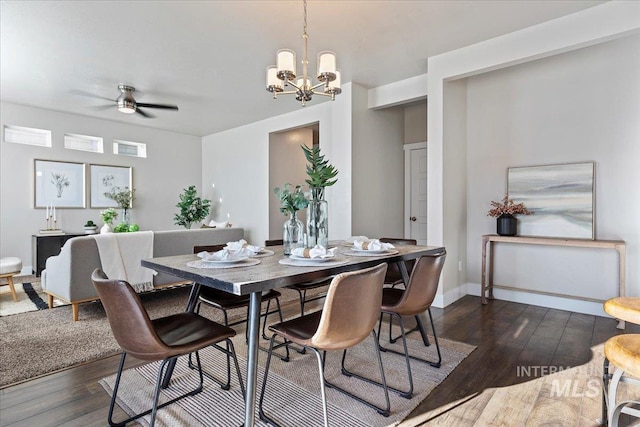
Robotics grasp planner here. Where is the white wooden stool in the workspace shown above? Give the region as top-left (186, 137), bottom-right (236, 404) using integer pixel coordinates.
top-left (0, 257), bottom-right (22, 302)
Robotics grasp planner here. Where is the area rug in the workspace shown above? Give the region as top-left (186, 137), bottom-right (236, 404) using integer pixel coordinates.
top-left (0, 277), bottom-right (66, 317)
top-left (99, 330), bottom-right (475, 426)
top-left (0, 285), bottom-right (324, 387)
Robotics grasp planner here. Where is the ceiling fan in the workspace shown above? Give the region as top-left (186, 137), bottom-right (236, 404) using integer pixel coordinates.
top-left (75, 85), bottom-right (179, 118)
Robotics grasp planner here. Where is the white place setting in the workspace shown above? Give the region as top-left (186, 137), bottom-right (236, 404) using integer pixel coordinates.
top-left (226, 239), bottom-right (275, 258)
top-left (279, 245), bottom-right (348, 267)
top-left (342, 238), bottom-right (399, 257)
top-left (187, 247), bottom-right (261, 269)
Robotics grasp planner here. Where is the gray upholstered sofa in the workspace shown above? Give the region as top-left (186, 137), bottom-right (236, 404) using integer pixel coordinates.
top-left (41, 227), bottom-right (244, 321)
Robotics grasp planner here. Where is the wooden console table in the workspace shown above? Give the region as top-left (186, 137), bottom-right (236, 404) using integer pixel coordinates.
top-left (481, 234), bottom-right (626, 312)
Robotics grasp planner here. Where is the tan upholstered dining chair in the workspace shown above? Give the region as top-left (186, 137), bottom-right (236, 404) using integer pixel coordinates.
top-left (91, 269), bottom-right (244, 427)
top-left (259, 263), bottom-right (391, 426)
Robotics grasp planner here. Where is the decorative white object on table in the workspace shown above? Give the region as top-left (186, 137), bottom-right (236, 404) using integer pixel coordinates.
top-left (208, 220), bottom-right (229, 228)
top-left (353, 239), bottom-right (395, 252)
top-left (197, 247), bottom-right (248, 263)
top-left (226, 239), bottom-right (264, 255)
top-left (290, 245), bottom-right (337, 259)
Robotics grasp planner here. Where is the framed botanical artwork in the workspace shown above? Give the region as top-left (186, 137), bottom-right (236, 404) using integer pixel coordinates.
top-left (507, 162), bottom-right (595, 239)
top-left (34, 159), bottom-right (86, 208)
top-left (89, 164), bottom-right (133, 208)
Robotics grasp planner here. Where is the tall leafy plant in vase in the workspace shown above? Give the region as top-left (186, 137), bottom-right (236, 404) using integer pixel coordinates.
top-left (274, 183), bottom-right (309, 255)
top-left (302, 144), bottom-right (338, 248)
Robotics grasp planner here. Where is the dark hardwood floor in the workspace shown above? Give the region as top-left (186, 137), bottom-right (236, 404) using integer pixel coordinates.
top-left (1, 295), bottom-right (636, 426)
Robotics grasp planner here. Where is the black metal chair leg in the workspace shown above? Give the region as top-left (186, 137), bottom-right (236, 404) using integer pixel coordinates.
top-left (325, 331), bottom-right (391, 416)
top-left (258, 335), bottom-right (282, 426)
top-left (109, 352), bottom-right (206, 427)
top-left (379, 310), bottom-right (441, 369)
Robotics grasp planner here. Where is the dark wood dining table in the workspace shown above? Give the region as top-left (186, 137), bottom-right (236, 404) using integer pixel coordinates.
top-left (142, 243), bottom-right (445, 426)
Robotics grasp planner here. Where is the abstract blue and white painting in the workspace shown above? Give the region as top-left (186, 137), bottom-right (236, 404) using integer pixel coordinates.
top-left (507, 162), bottom-right (595, 239)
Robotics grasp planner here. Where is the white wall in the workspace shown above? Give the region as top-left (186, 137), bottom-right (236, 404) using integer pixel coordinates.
top-left (201, 84), bottom-right (353, 246)
top-left (268, 126), bottom-right (313, 239)
top-left (0, 102), bottom-right (202, 272)
top-left (351, 83), bottom-right (405, 238)
top-left (466, 35), bottom-right (640, 301)
top-left (427, 1), bottom-right (640, 312)
top-left (404, 102), bottom-right (427, 145)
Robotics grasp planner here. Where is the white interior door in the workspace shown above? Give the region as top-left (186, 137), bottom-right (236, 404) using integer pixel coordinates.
top-left (404, 143), bottom-right (427, 245)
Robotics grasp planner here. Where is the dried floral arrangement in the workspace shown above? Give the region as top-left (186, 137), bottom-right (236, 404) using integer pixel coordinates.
top-left (487, 194), bottom-right (532, 217)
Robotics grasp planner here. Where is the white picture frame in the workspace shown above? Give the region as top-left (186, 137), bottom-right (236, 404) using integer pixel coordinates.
top-left (34, 159), bottom-right (86, 208)
top-left (89, 164), bottom-right (133, 208)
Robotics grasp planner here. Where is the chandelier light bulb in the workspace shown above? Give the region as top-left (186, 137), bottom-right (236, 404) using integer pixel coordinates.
top-left (317, 51), bottom-right (337, 82)
top-left (266, 66), bottom-right (283, 93)
top-left (276, 49), bottom-right (296, 81)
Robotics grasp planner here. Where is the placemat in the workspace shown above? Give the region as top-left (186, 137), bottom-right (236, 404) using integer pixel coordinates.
top-left (278, 258), bottom-right (349, 267)
top-left (341, 249), bottom-right (399, 257)
top-left (186, 259), bottom-right (261, 269)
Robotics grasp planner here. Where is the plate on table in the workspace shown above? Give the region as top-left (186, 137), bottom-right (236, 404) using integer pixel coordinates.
top-left (251, 249), bottom-right (275, 257)
top-left (289, 255), bottom-right (335, 263)
top-left (351, 248), bottom-right (390, 254)
top-left (201, 256), bottom-right (249, 264)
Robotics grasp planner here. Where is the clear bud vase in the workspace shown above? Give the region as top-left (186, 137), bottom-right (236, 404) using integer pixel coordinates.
top-left (283, 212), bottom-right (304, 255)
top-left (307, 198), bottom-right (328, 249)
top-left (121, 208), bottom-right (130, 225)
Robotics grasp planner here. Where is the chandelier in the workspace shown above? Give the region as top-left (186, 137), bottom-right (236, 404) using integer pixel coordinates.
top-left (265, 0), bottom-right (341, 107)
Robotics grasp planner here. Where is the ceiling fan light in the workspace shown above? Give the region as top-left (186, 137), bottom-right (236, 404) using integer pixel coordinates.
top-left (117, 99), bottom-right (136, 114)
top-left (276, 49), bottom-right (296, 81)
top-left (317, 51), bottom-right (336, 82)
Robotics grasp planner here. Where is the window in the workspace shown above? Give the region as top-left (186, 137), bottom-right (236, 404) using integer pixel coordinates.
top-left (3, 125), bottom-right (52, 147)
top-left (64, 133), bottom-right (104, 153)
top-left (113, 139), bottom-right (147, 158)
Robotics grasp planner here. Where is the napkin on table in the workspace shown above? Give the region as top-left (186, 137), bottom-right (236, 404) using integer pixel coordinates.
top-left (291, 245), bottom-right (337, 259)
top-left (226, 239), bottom-right (264, 255)
top-left (354, 239), bottom-right (394, 251)
top-left (198, 248), bottom-right (246, 261)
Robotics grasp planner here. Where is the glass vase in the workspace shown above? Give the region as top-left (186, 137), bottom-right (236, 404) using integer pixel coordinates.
top-left (307, 198), bottom-right (328, 248)
top-left (121, 208), bottom-right (131, 225)
top-left (283, 212), bottom-right (304, 255)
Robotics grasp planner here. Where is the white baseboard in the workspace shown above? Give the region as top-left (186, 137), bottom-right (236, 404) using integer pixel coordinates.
top-left (466, 282), bottom-right (609, 318)
top-left (433, 284), bottom-right (468, 308)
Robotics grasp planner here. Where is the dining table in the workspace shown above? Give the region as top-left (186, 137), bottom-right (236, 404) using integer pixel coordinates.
top-left (141, 242), bottom-right (445, 426)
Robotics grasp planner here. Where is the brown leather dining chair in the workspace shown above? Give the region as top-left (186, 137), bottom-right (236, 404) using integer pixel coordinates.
top-left (192, 244), bottom-right (290, 368)
top-left (259, 263), bottom-right (391, 426)
top-left (344, 251), bottom-right (446, 399)
top-left (91, 269), bottom-right (244, 427)
top-left (379, 237), bottom-right (417, 288)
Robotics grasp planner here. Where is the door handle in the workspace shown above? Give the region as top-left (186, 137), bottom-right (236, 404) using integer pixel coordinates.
top-left (410, 216), bottom-right (417, 222)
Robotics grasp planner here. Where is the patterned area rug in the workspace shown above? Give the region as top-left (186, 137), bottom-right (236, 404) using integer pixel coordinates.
top-left (0, 278), bottom-right (65, 317)
top-left (100, 328), bottom-right (476, 427)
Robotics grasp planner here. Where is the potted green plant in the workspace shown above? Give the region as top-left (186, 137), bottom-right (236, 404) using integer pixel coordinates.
top-left (487, 194), bottom-right (532, 236)
top-left (174, 185), bottom-right (212, 229)
top-left (302, 144), bottom-right (338, 248)
top-left (83, 220), bottom-right (98, 234)
top-left (100, 208), bottom-right (118, 234)
top-left (274, 183), bottom-right (309, 255)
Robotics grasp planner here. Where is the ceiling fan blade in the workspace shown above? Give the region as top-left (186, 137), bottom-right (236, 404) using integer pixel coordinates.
top-left (70, 89), bottom-right (115, 103)
top-left (136, 102), bottom-right (179, 111)
top-left (135, 107), bottom-right (154, 118)
top-left (91, 104), bottom-right (115, 111)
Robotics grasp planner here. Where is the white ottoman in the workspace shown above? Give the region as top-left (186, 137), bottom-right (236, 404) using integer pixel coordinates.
top-left (0, 257), bottom-right (22, 302)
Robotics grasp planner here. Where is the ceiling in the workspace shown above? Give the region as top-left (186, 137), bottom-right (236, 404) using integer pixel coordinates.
top-left (0, 0), bottom-right (604, 137)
